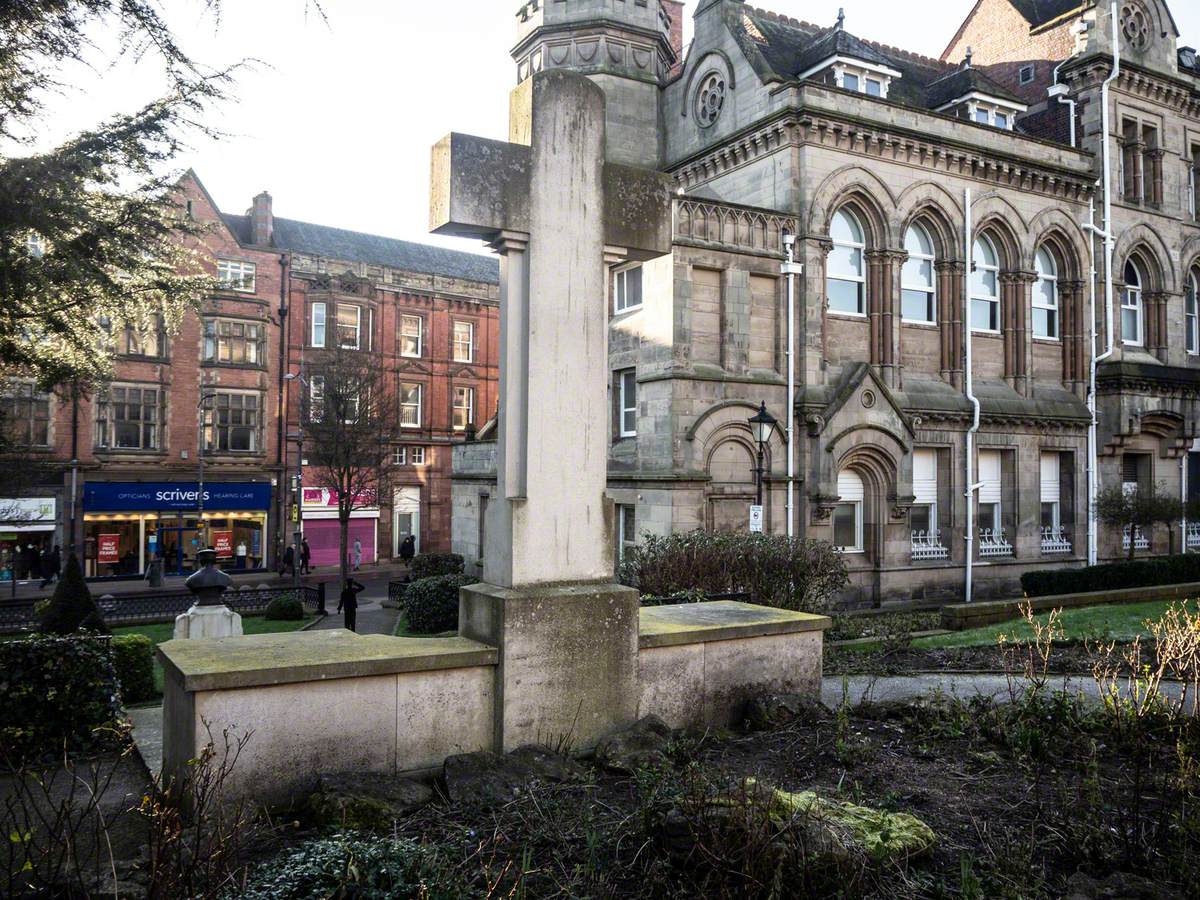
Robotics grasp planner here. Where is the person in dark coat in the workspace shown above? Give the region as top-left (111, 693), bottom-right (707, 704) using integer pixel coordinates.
top-left (39, 545), bottom-right (61, 589)
top-left (280, 544), bottom-right (296, 577)
top-left (399, 535), bottom-right (416, 565)
top-left (300, 538), bottom-right (312, 575)
top-left (338, 577), bottom-right (365, 633)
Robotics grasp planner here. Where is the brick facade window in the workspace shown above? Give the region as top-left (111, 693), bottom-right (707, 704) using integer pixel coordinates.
top-left (311, 302), bottom-right (326, 347)
top-left (400, 314), bottom-right (423, 357)
top-left (205, 391), bottom-right (261, 453)
top-left (399, 382), bottom-right (422, 428)
top-left (0, 382), bottom-right (50, 447)
top-left (452, 386), bottom-right (474, 432)
top-left (119, 317), bottom-right (167, 359)
top-left (337, 303), bottom-right (362, 350)
top-left (96, 385), bottom-right (160, 450)
top-left (216, 259), bottom-right (256, 292)
top-left (452, 320), bottom-right (474, 363)
top-left (203, 319), bottom-right (264, 366)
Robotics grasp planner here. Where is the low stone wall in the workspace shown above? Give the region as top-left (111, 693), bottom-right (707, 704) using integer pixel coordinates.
top-left (160, 631), bottom-right (497, 804)
top-left (940, 581), bottom-right (1200, 631)
top-left (637, 602), bottom-right (831, 729)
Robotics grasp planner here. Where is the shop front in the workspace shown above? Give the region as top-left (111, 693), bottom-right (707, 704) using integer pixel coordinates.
top-left (301, 487), bottom-right (378, 568)
top-left (1, 498), bottom-right (58, 582)
top-left (82, 482), bottom-right (272, 578)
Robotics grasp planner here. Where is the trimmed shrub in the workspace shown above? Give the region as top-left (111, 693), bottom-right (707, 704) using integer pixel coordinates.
top-left (619, 531), bottom-right (849, 614)
top-left (403, 574), bottom-right (474, 635)
top-left (112, 634), bottom-right (156, 704)
top-left (1022, 553), bottom-right (1200, 598)
top-left (408, 553), bottom-right (464, 580)
top-left (265, 595), bottom-right (305, 621)
top-left (38, 554), bottom-right (107, 635)
top-left (0, 635), bottom-right (125, 762)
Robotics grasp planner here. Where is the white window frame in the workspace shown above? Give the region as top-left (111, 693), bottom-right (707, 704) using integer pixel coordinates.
top-left (901, 223), bottom-right (937, 324)
top-left (400, 315), bottom-right (424, 358)
top-left (1187, 270), bottom-right (1199, 356)
top-left (828, 208), bottom-right (867, 317)
top-left (613, 264), bottom-right (644, 314)
top-left (1019, 64), bottom-right (1035, 84)
top-left (311, 302), bottom-right (326, 348)
top-left (453, 386), bottom-right (474, 432)
top-left (216, 259), bottom-right (257, 293)
top-left (410, 446), bottom-right (426, 465)
top-left (205, 390), bottom-right (262, 454)
top-left (618, 369), bottom-right (637, 438)
top-left (1122, 260), bottom-right (1144, 347)
top-left (392, 446), bottom-right (407, 466)
top-left (336, 303), bottom-right (362, 350)
top-left (452, 320), bottom-right (474, 363)
top-left (1033, 247), bottom-right (1060, 340)
top-left (308, 376), bottom-right (325, 423)
top-left (971, 235), bottom-right (1001, 334)
top-left (833, 470), bottom-right (865, 554)
top-left (400, 382), bottom-right (423, 429)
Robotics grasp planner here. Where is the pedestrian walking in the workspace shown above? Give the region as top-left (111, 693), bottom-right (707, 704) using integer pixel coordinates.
top-left (280, 544), bottom-right (296, 577)
top-left (399, 534), bottom-right (416, 566)
top-left (39, 545), bottom-right (60, 589)
top-left (352, 537), bottom-right (362, 571)
top-left (338, 577), bottom-right (365, 633)
top-left (300, 538), bottom-right (312, 575)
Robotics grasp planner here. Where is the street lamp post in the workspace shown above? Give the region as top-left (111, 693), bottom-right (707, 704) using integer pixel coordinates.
top-left (196, 392), bottom-right (217, 567)
top-left (748, 402), bottom-right (779, 511)
top-left (284, 372), bottom-right (307, 593)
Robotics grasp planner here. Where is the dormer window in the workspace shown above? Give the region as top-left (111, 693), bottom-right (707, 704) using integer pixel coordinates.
top-left (823, 59), bottom-right (900, 99)
top-left (937, 92), bottom-right (1025, 130)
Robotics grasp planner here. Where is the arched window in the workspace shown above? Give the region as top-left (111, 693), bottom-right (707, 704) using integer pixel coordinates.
top-left (1187, 269), bottom-right (1199, 356)
top-left (828, 209), bottom-right (866, 316)
top-left (971, 235), bottom-right (1001, 333)
top-left (1033, 248), bottom-right (1059, 340)
top-left (832, 469), bottom-right (864, 553)
top-left (902, 223), bottom-right (937, 324)
top-left (1122, 259), bottom-right (1144, 347)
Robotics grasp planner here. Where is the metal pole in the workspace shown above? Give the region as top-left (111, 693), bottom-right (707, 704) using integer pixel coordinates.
top-left (781, 233), bottom-right (802, 538)
top-left (756, 442), bottom-right (765, 507)
top-left (294, 427), bottom-right (303, 589)
top-left (197, 399), bottom-right (207, 559)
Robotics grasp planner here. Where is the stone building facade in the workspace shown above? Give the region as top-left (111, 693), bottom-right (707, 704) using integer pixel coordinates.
top-left (1, 171), bottom-right (498, 583)
top-left (451, 0), bottom-right (1200, 604)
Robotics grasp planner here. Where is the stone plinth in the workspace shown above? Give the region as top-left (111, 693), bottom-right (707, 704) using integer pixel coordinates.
top-left (459, 582), bottom-right (640, 752)
top-left (637, 601), bottom-right (832, 729)
top-left (159, 630), bottom-right (497, 803)
top-left (173, 604), bottom-right (243, 640)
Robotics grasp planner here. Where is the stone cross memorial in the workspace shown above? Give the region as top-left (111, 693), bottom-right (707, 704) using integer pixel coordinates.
top-left (430, 70), bottom-right (673, 750)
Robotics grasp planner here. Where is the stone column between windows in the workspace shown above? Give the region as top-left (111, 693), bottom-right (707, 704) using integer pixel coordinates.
top-left (488, 231), bottom-right (531, 501)
top-left (1144, 290), bottom-right (1169, 363)
top-left (1059, 280), bottom-right (1085, 391)
top-left (1147, 148), bottom-right (1165, 208)
top-left (810, 237), bottom-right (834, 386)
top-left (1000, 272), bottom-right (1033, 396)
top-left (936, 261), bottom-right (964, 388)
top-left (865, 249), bottom-right (898, 387)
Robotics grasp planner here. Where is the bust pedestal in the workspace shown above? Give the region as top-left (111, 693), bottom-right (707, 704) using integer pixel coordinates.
top-left (173, 548), bottom-right (243, 640)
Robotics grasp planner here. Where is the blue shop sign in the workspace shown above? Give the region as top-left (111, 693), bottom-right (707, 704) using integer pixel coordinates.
top-left (84, 482), bottom-right (272, 513)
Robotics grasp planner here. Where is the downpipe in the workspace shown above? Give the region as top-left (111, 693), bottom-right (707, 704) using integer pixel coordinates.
top-left (782, 230), bottom-right (803, 538)
top-left (963, 188), bottom-right (981, 602)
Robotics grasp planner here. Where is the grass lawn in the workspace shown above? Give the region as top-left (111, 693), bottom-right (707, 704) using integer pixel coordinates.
top-left (912, 599), bottom-right (1188, 650)
top-left (113, 614), bottom-right (315, 699)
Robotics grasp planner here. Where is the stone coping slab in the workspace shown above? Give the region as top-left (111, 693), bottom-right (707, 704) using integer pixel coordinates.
top-left (159, 630), bottom-right (498, 693)
top-left (638, 601), bottom-right (832, 649)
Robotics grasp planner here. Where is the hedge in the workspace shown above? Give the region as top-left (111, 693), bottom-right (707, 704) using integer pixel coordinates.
top-left (112, 634), bottom-right (156, 704)
top-left (0, 635), bottom-right (125, 762)
top-left (265, 596), bottom-right (305, 621)
top-left (408, 553), bottom-right (464, 580)
top-left (403, 574), bottom-right (474, 635)
top-left (38, 553), bottom-right (107, 635)
top-left (1021, 553), bottom-right (1200, 598)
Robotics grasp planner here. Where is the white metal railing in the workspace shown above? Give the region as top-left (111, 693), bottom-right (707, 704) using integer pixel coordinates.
top-left (1122, 525), bottom-right (1150, 551)
top-left (910, 529), bottom-right (949, 561)
top-left (1040, 526), bottom-right (1072, 555)
top-left (1187, 523), bottom-right (1200, 550)
top-left (978, 527), bottom-right (1013, 558)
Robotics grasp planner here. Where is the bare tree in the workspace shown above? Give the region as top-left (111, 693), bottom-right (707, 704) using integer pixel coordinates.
top-left (301, 342), bottom-right (397, 583)
top-left (1095, 482), bottom-right (1183, 559)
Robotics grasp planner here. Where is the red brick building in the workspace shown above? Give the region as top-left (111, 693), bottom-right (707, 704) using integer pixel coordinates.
top-left (0, 171), bottom-right (498, 583)
top-left (220, 192), bottom-right (500, 567)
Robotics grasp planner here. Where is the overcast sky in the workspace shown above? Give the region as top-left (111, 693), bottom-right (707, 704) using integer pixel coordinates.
top-left (29, 1), bottom-right (1200, 255)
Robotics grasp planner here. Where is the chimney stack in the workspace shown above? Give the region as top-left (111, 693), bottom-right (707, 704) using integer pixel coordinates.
top-left (249, 191), bottom-right (273, 246)
top-left (662, 0), bottom-right (685, 73)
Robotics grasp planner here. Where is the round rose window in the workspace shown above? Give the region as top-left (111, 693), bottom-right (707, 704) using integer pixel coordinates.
top-left (695, 72), bottom-right (726, 128)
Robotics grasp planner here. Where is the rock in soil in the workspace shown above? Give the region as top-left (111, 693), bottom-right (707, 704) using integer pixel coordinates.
top-left (594, 715), bottom-right (674, 774)
top-left (304, 772), bottom-right (433, 829)
top-left (745, 693), bottom-right (831, 731)
top-left (443, 745), bottom-right (585, 807)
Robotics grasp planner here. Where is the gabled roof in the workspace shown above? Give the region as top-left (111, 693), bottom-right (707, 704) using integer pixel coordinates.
top-left (792, 24), bottom-right (898, 75)
top-left (221, 214), bottom-right (499, 285)
top-left (924, 64), bottom-right (1026, 109)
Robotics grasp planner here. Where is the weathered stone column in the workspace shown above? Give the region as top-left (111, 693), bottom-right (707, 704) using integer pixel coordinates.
top-left (1000, 272), bottom-right (1032, 396)
top-left (937, 261), bottom-right (965, 388)
top-left (1145, 291), bottom-right (1169, 363)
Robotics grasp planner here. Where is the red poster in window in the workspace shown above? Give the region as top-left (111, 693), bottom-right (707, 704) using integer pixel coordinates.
top-left (97, 534), bottom-right (121, 565)
top-left (212, 531), bottom-right (234, 558)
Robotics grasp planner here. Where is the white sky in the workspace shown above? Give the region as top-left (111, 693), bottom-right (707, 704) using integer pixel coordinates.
top-left (25, 0), bottom-right (1200, 255)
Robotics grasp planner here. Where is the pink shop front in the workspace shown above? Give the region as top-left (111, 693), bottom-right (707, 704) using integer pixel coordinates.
top-left (300, 487), bottom-right (378, 568)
